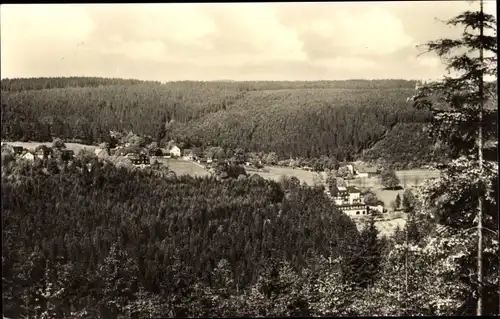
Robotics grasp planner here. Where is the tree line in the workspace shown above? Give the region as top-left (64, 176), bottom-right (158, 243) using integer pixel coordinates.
top-left (1, 78), bottom-right (448, 167)
top-left (0, 77), bottom-right (161, 92)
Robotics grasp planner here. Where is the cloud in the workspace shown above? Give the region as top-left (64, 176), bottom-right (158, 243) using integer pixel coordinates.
top-left (277, 3), bottom-right (413, 59)
top-left (416, 55), bottom-right (441, 69)
top-left (189, 4), bottom-right (308, 65)
top-left (311, 57), bottom-right (380, 71)
top-left (1, 4), bottom-right (95, 42)
top-left (1, 2), bottom-right (495, 81)
top-left (1, 4), bottom-right (96, 77)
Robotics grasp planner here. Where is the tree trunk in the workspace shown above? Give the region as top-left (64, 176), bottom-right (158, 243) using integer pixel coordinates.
top-left (405, 229), bottom-right (409, 315)
top-left (476, 0), bottom-right (484, 315)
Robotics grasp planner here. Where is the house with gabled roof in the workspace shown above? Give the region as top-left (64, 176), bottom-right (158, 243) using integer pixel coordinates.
top-left (22, 152), bottom-right (35, 161)
top-left (330, 185), bottom-right (362, 205)
top-left (354, 164), bottom-right (379, 178)
top-left (169, 145), bottom-right (181, 157)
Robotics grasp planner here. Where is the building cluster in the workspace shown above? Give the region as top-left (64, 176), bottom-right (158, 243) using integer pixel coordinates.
top-left (325, 172), bottom-right (384, 217)
top-left (2, 144), bottom-right (75, 163)
top-left (92, 143), bottom-right (217, 168)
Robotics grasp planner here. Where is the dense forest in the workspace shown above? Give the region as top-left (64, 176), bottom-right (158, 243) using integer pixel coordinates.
top-left (1, 77), bottom-right (447, 167)
top-left (1, 152), bottom-right (364, 318)
top-left (361, 122), bottom-right (450, 167)
top-left (2, 148), bottom-right (498, 318)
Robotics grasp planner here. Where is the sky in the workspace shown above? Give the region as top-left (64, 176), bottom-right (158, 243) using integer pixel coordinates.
top-left (0, 1), bottom-right (497, 82)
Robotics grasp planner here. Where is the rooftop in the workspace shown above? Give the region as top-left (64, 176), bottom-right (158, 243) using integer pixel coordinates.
top-left (355, 165), bottom-right (378, 173)
top-left (346, 186), bottom-right (361, 194)
top-left (336, 203), bottom-right (367, 209)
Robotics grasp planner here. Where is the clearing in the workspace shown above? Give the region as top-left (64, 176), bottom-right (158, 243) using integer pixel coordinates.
top-left (156, 158), bottom-right (210, 177)
top-left (352, 212), bottom-right (408, 236)
top-left (349, 169), bottom-right (441, 189)
top-left (256, 166), bottom-right (319, 185)
top-left (374, 217), bottom-right (407, 236)
top-left (349, 169), bottom-right (441, 207)
top-left (258, 166), bottom-right (440, 189)
top-left (3, 141), bottom-right (97, 153)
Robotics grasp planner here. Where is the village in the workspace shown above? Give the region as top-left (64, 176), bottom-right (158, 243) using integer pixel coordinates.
top-left (2, 136), bottom-right (415, 225)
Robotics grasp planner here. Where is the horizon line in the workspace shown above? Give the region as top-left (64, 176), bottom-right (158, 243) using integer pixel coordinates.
top-left (1, 76), bottom-right (427, 82)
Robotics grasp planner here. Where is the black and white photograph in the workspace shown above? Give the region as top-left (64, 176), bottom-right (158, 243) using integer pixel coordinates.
top-left (1, 1), bottom-right (498, 318)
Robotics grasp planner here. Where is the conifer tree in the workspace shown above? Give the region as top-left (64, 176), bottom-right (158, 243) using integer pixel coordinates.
top-left (410, 0), bottom-right (498, 314)
top-left (395, 193), bottom-right (402, 210)
top-left (343, 216), bottom-right (383, 289)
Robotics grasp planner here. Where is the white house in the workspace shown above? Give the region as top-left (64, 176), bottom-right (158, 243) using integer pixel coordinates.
top-left (346, 164), bottom-right (354, 175)
top-left (354, 164), bottom-right (378, 178)
top-left (169, 146), bottom-right (181, 157)
top-left (330, 185), bottom-right (362, 205)
top-left (337, 204), bottom-right (369, 216)
top-left (347, 186), bottom-right (362, 205)
top-left (22, 152), bottom-right (35, 161)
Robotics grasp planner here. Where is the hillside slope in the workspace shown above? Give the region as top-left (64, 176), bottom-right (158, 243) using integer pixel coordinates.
top-left (1, 77), bottom-right (442, 165)
top-left (2, 157), bottom-right (359, 318)
top-left (361, 122), bottom-right (449, 168)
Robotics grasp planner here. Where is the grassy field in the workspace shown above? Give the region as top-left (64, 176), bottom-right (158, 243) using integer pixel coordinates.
top-left (257, 166), bottom-right (440, 213)
top-left (349, 169), bottom-right (441, 189)
top-left (257, 166), bottom-right (321, 185)
top-left (375, 217), bottom-right (407, 236)
top-left (259, 166), bottom-right (440, 189)
top-left (352, 212), bottom-right (408, 236)
top-left (3, 141), bottom-right (97, 153)
top-left (156, 158), bottom-right (210, 177)
top-left (349, 169), bottom-right (441, 208)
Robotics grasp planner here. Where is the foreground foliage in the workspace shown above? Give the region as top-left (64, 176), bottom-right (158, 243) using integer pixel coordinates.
top-left (2, 154), bottom-right (361, 318)
top-left (410, 0), bottom-right (498, 314)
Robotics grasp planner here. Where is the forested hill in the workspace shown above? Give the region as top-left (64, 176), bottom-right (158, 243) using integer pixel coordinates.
top-left (1, 77), bottom-right (161, 92)
top-left (1, 77), bottom-right (447, 166)
top-left (2, 156), bottom-right (359, 318)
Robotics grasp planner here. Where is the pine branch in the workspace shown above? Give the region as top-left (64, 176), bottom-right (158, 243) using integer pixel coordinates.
top-left (421, 34), bottom-right (496, 57)
top-left (447, 11), bottom-right (497, 32)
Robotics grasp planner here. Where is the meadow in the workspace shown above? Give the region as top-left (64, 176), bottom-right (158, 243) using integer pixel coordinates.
top-left (3, 141), bottom-right (97, 153)
top-left (156, 158), bottom-right (210, 177)
top-left (349, 169), bottom-right (441, 207)
top-left (260, 165), bottom-right (440, 188)
top-left (256, 166), bottom-right (320, 185)
top-left (352, 214), bottom-right (407, 236)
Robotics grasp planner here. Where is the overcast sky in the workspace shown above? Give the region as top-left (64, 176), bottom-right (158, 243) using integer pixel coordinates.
top-left (1, 2), bottom-right (497, 81)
